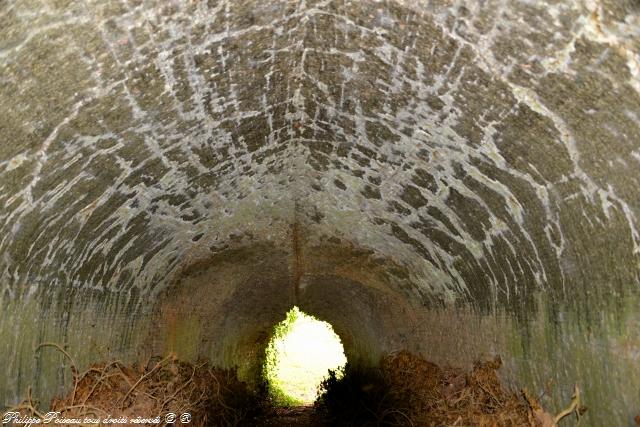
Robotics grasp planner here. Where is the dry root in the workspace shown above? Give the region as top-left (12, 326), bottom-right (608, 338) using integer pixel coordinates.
top-left (11, 345), bottom-right (260, 426)
top-left (316, 350), bottom-right (586, 427)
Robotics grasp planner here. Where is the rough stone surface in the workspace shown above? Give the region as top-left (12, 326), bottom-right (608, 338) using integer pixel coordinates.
top-left (1, 0), bottom-right (639, 425)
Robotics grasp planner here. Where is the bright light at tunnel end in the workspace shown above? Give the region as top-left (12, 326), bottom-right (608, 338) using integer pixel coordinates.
top-left (263, 307), bottom-right (347, 406)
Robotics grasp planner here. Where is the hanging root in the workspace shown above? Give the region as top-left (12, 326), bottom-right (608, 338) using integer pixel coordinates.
top-left (554, 385), bottom-right (585, 425)
top-left (525, 384), bottom-right (586, 427)
top-left (35, 342), bottom-right (79, 405)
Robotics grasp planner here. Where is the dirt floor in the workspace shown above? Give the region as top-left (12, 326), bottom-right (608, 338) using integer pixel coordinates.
top-left (6, 346), bottom-right (583, 426)
top-left (261, 406), bottom-right (318, 426)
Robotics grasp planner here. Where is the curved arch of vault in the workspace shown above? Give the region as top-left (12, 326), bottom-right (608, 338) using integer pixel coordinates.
top-left (1, 1), bottom-right (639, 424)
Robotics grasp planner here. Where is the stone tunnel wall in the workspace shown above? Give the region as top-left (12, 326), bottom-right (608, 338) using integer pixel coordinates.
top-left (1, 0), bottom-right (640, 425)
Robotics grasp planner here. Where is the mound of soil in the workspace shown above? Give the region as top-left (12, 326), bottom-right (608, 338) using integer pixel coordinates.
top-left (381, 351), bottom-right (535, 426)
top-left (315, 351), bottom-right (575, 427)
top-left (14, 354), bottom-right (262, 426)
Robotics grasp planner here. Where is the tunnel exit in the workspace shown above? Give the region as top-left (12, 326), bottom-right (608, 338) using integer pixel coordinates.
top-left (262, 307), bottom-right (347, 405)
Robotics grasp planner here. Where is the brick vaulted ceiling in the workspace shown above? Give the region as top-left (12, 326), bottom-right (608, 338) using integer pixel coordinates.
top-left (1, 1), bottom-right (640, 424)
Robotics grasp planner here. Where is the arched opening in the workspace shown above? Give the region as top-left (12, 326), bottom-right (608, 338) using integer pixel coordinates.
top-left (262, 306), bottom-right (347, 405)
